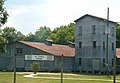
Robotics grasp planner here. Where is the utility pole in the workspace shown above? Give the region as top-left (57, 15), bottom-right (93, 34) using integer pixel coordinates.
top-left (113, 23), bottom-right (118, 83)
top-left (106, 7), bottom-right (109, 76)
top-left (14, 42), bottom-right (17, 83)
top-left (61, 54), bottom-right (63, 83)
top-left (14, 53), bottom-right (16, 83)
top-left (113, 53), bottom-right (116, 83)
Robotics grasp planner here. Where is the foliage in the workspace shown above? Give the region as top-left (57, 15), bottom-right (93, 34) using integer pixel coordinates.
top-left (48, 23), bottom-right (75, 45)
top-left (0, 33), bottom-right (7, 53)
top-left (2, 27), bottom-right (25, 44)
top-left (0, 27), bottom-right (25, 52)
top-left (116, 24), bottom-right (120, 48)
top-left (16, 31), bottom-right (26, 41)
top-left (35, 26), bottom-right (52, 42)
top-left (0, 0), bottom-right (8, 53)
top-left (31, 62), bottom-right (40, 74)
top-left (24, 23), bottom-right (75, 45)
top-left (0, 0), bottom-right (8, 26)
top-left (25, 26), bottom-right (51, 42)
top-left (25, 33), bottom-right (37, 42)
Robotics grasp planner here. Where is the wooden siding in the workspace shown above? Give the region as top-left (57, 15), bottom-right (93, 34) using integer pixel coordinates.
top-left (4, 42), bottom-right (74, 72)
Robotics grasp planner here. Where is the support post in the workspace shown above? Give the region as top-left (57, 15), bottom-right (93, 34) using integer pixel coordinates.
top-left (14, 53), bottom-right (16, 83)
top-left (106, 7), bottom-right (109, 75)
top-left (113, 54), bottom-right (116, 83)
top-left (61, 54), bottom-right (63, 83)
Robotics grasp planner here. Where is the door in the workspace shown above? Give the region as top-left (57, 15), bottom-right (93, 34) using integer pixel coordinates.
top-left (92, 59), bottom-right (99, 71)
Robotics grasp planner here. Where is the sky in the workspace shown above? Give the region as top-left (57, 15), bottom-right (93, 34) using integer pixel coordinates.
top-left (3, 0), bottom-right (120, 35)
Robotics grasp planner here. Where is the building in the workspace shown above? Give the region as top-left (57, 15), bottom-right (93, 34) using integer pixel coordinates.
top-left (0, 40), bottom-right (75, 71)
top-left (116, 48), bottom-right (120, 72)
top-left (74, 14), bottom-right (116, 73)
top-left (0, 14), bottom-right (119, 73)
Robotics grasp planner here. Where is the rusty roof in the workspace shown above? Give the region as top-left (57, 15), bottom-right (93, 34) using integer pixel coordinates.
top-left (19, 41), bottom-right (75, 57)
top-left (116, 48), bottom-right (120, 58)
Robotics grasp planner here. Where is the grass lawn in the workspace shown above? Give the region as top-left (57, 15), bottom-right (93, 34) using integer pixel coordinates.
top-left (0, 72), bottom-right (120, 83)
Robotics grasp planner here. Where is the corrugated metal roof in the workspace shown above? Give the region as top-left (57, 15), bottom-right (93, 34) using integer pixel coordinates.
top-left (17, 41), bottom-right (120, 58)
top-left (19, 41), bottom-right (75, 57)
top-left (116, 48), bottom-right (120, 58)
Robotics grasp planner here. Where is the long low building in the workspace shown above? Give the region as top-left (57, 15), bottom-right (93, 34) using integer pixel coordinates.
top-left (0, 40), bottom-right (75, 71)
top-left (0, 40), bottom-right (120, 73)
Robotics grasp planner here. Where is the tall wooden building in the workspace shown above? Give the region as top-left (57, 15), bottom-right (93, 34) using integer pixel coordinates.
top-left (74, 14), bottom-right (116, 73)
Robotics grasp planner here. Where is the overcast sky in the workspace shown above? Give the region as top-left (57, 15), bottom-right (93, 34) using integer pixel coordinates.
top-left (4, 0), bottom-right (120, 35)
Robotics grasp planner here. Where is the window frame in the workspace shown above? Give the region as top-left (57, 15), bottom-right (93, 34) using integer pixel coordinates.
top-left (103, 58), bottom-right (105, 67)
top-left (112, 42), bottom-right (114, 51)
top-left (103, 41), bottom-right (105, 50)
top-left (79, 42), bottom-right (82, 48)
top-left (78, 26), bottom-right (82, 35)
top-left (93, 41), bottom-right (96, 48)
top-left (16, 48), bottom-right (23, 54)
top-left (92, 25), bottom-right (96, 34)
top-left (79, 58), bottom-right (82, 66)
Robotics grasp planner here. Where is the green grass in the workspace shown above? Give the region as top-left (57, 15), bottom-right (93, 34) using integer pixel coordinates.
top-left (0, 72), bottom-right (120, 83)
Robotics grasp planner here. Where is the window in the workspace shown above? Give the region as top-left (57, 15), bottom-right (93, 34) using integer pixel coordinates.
top-left (112, 59), bottom-right (114, 67)
top-left (103, 41), bottom-right (105, 50)
top-left (103, 58), bottom-right (105, 67)
top-left (79, 26), bottom-right (82, 35)
top-left (111, 27), bottom-right (114, 36)
top-left (112, 42), bottom-right (114, 51)
top-left (92, 25), bottom-right (96, 34)
top-left (79, 58), bottom-right (81, 66)
top-left (16, 48), bottom-right (23, 54)
top-left (93, 41), bottom-right (96, 48)
top-left (79, 42), bottom-right (82, 48)
top-left (103, 25), bottom-right (105, 34)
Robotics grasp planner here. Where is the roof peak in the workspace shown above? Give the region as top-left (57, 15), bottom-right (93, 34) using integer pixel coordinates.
top-left (74, 14), bottom-right (116, 24)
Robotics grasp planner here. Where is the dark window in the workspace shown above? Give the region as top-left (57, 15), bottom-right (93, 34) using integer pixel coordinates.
top-left (103, 41), bottom-right (105, 50)
top-left (79, 58), bottom-right (81, 66)
top-left (93, 41), bottom-right (96, 48)
top-left (79, 42), bottom-right (82, 48)
top-left (112, 42), bottom-right (114, 51)
top-left (79, 26), bottom-right (82, 35)
top-left (103, 25), bottom-right (106, 34)
top-left (112, 27), bottom-right (114, 36)
top-left (112, 59), bottom-right (114, 67)
top-left (16, 48), bottom-right (23, 54)
top-left (92, 25), bottom-right (96, 34)
top-left (103, 58), bottom-right (105, 67)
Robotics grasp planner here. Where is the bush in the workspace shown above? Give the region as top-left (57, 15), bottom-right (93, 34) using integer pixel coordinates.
top-left (31, 62), bottom-right (40, 74)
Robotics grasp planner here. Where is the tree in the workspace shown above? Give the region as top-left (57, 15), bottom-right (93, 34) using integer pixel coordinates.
top-left (2, 27), bottom-right (17, 44)
top-left (0, 27), bottom-right (25, 52)
top-left (25, 33), bottom-right (37, 42)
top-left (48, 23), bottom-right (75, 45)
top-left (2, 27), bottom-right (25, 44)
top-left (31, 62), bottom-right (40, 74)
top-left (35, 26), bottom-right (52, 42)
top-left (0, 33), bottom-right (7, 53)
top-left (0, 0), bottom-right (8, 53)
top-left (0, 0), bottom-right (8, 26)
top-left (116, 24), bottom-right (120, 48)
top-left (16, 31), bottom-right (25, 41)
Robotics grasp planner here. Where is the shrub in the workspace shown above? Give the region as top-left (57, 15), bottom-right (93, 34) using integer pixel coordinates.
top-left (31, 62), bottom-right (40, 74)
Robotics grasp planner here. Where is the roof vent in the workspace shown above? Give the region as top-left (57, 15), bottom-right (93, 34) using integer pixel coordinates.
top-left (67, 41), bottom-right (75, 48)
top-left (45, 39), bottom-right (53, 46)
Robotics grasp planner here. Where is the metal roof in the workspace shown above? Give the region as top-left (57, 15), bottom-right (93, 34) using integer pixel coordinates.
top-left (19, 41), bottom-right (75, 57)
top-left (16, 41), bottom-right (120, 58)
